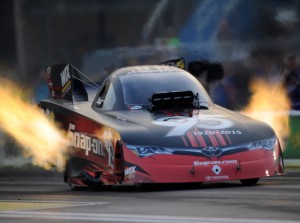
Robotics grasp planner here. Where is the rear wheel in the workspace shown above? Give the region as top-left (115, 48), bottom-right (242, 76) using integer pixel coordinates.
top-left (68, 182), bottom-right (85, 191)
top-left (64, 161), bottom-right (86, 190)
top-left (240, 178), bottom-right (259, 186)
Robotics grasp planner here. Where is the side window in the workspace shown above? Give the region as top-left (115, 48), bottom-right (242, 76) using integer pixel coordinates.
top-left (94, 81), bottom-right (110, 109)
top-left (102, 84), bottom-right (116, 110)
top-left (93, 80), bottom-right (116, 111)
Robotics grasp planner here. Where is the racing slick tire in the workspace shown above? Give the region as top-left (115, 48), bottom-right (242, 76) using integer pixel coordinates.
top-left (240, 178), bottom-right (259, 186)
top-left (64, 161), bottom-right (86, 191)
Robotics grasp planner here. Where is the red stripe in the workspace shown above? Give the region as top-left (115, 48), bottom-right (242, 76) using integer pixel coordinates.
top-left (225, 134), bottom-right (232, 145)
top-left (84, 166), bottom-right (93, 171)
top-left (196, 135), bottom-right (207, 147)
top-left (83, 169), bottom-right (96, 178)
top-left (194, 128), bottom-right (207, 147)
top-left (215, 132), bottom-right (227, 146)
top-left (90, 163), bottom-right (102, 170)
top-left (182, 136), bottom-right (189, 147)
top-left (186, 131), bottom-right (199, 147)
top-left (207, 132), bottom-right (219, 146)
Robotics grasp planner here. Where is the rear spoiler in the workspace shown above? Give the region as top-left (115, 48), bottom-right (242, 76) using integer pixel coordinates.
top-left (159, 57), bottom-right (185, 70)
top-left (149, 91), bottom-right (195, 110)
top-left (160, 58), bottom-right (224, 83)
top-left (46, 63), bottom-right (88, 102)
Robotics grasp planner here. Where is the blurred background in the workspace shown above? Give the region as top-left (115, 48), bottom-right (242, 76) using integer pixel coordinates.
top-left (1, 0), bottom-right (300, 107)
top-left (1, 0), bottom-right (300, 168)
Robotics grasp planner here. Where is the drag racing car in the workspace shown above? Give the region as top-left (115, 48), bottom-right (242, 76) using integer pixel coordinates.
top-left (39, 61), bottom-right (284, 189)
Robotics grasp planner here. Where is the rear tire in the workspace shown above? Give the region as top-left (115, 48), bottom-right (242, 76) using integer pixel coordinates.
top-left (68, 183), bottom-right (85, 191)
top-left (64, 160), bottom-right (86, 191)
top-left (240, 178), bottom-right (259, 186)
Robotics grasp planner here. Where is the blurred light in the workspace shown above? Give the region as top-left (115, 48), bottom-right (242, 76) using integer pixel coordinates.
top-left (275, 8), bottom-right (298, 25)
top-left (265, 170), bottom-right (269, 176)
top-left (273, 151), bottom-right (277, 161)
top-left (0, 78), bottom-right (68, 171)
top-left (242, 79), bottom-right (290, 150)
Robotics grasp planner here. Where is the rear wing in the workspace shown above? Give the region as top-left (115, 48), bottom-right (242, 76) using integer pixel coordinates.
top-left (160, 58), bottom-right (224, 83)
top-left (46, 63), bottom-right (88, 102)
top-left (159, 57), bottom-right (185, 70)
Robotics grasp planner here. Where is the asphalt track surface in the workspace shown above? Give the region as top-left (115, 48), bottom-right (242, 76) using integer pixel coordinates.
top-left (0, 172), bottom-right (300, 223)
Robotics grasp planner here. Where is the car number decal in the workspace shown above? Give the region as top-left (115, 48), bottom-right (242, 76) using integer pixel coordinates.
top-left (152, 115), bottom-right (234, 137)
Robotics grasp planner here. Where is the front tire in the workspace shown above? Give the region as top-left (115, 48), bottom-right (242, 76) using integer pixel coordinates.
top-left (240, 178), bottom-right (259, 186)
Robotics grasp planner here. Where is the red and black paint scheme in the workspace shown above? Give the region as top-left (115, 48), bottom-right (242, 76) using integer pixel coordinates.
top-left (39, 62), bottom-right (284, 189)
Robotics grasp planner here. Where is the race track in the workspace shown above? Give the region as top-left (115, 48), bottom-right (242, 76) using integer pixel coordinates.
top-left (0, 172), bottom-right (300, 223)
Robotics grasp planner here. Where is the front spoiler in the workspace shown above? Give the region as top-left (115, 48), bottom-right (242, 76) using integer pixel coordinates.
top-left (123, 146), bottom-right (284, 184)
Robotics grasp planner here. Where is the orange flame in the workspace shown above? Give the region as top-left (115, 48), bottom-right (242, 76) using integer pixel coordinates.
top-left (0, 78), bottom-right (68, 170)
top-left (242, 78), bottom-right (290, 149)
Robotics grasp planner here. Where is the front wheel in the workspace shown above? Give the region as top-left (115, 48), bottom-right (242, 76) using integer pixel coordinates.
top-left (240, 178), bottom-right (259, 186)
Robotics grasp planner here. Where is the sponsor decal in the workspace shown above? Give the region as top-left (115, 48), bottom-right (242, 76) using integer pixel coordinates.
top-left (205, 175), bottom-right (229, 181)
top-left (193, 160), bottom-right (238, 167)
top-left (68, 123), bottom-right (105, 158)
top-left (212, 165), bottom-right (222, 175)
top-left (60, 65), bottom-right (70, 86)
top-left (124, 166), bottom-right (136, 179)
top-left (152, 115), bottom-right (234, 137)
top-left (60, 65), bottom-right (71, 95)
top-left (205, 176), bottom-right (212, 181)
top-left (160, 58), bottom-right (185, 69)
top-left (176, 60), bottom-right (185, 69)
top-left (127, 66), bottom-right (178, 75)
top-left (104, 130), bottom-right (114, 168)
top-left (130, 105), bottom-right (142, 110)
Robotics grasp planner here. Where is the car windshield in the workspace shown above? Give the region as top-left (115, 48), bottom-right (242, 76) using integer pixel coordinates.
top-left (119, 71), bottom-right (211, 109)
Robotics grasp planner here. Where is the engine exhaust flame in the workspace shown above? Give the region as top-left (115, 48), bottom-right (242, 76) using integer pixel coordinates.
top-left (0, 78), bottom-right (68, 170)
top-left (242, 78), bottom-right (290, 149)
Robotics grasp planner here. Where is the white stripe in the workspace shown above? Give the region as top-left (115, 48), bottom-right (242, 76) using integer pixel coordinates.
top-left (0, 200), bottom-right (108, 205)
top-left (0, 200), bottom-right (108, 211)
top-left (0, 211), bottom-right (298, 223)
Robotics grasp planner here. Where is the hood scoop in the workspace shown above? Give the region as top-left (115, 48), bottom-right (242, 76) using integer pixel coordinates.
top-left (149, 91), bottom-right (207, 111)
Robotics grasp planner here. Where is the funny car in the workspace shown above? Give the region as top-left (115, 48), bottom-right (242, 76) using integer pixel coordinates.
top-left (39, 61), bottom-right (284, 189)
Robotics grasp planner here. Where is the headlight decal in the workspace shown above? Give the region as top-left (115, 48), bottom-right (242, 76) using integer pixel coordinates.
top-left (126, 145), bottom-right (172, 158)
top-left (248, 137), bottom-right (277, 151)
top-left (126, 136), bottom-right (277, 158)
